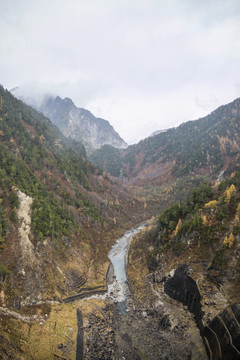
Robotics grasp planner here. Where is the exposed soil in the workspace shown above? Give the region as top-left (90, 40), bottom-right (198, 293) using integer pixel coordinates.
top-left (17, 189), bottom-right (37, 272)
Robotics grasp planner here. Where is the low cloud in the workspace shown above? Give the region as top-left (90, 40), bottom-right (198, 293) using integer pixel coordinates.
top-left (1, 0), bottom-right (240, 143)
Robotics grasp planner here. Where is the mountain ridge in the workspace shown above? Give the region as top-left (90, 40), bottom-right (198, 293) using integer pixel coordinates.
top-left (90, 96), bottom-right (240, 184)
top-left (11, 87), bottom-right (128, 154)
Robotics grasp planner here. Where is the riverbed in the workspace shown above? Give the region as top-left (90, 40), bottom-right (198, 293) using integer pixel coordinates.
top-left (106, 223), bottom-right (147, 303)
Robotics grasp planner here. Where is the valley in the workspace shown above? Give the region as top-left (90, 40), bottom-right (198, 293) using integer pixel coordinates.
top-left (0, 86), bottom-right (239, 359)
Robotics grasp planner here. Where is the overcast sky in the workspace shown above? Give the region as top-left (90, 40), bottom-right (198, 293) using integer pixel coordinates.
top-left (1, 0), bottom-right (240, 144)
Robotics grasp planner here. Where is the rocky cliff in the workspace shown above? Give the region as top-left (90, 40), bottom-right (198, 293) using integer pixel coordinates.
top-left (39, 95), bottom-right (128, 154)
top-left (11, 87), bottom-right (128, 155)
top-left (164, 265), bottom-right (240, 359)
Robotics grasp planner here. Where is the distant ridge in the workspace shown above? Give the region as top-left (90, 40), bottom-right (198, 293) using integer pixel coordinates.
top-left (90, 97), bottom-right (240, 183)
top-left (149, 129), bottom-right (169, 137)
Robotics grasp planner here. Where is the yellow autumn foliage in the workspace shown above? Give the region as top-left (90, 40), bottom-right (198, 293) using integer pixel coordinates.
top-left (173, 218), bottom-right (182, 236)
top-left (236, 203), bottom-right (240, 213)
top-left (202, 215), bottom-right (208, 225)
top-left (224, 184), bottom-right (236, 203)
top-left (204, 200), bottom-right (218, 209)
top-left (235, 214), bottom-right (240, 223)
top-left (223, 232), bottom-right (234, 248)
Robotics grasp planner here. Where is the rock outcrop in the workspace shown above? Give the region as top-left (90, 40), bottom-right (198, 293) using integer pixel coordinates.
top-left (164, 265), bottom-right (202, 322)
top-left (11, 87), bottom-right (128, 155)
top-left (164, 265), bottom-right (240, 360)
top-left (204, 305), bottom-right (240, 360)
top-left (39, 96), bottom-right (128, 154)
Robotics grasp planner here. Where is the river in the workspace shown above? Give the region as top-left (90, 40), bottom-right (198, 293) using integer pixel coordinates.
top-left (63, 222), bottom-right (148, 305)
top-left (106, 223), bottom-right (147, 304)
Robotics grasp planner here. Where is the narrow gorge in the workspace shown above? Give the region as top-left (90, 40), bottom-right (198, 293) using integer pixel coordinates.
top-left (0, 87), bottom-right (240, 359)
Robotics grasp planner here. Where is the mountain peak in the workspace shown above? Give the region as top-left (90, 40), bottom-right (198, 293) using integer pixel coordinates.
top-left (39, 95), bottom-right (128, 154)
top-left (10, 88), bottom-right (128, 155)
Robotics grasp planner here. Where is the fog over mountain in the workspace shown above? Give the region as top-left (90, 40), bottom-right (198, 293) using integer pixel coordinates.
top-left (11, 86), bottom-right (128, 154)
top-left (1, 1), bottom-right (240, 355)
top-left (1, 0), bottom-right (240, 143)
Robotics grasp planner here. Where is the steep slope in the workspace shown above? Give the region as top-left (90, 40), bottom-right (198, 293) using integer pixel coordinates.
top-left (0, 85), bottom-right (145, 304)
top-left (39, 95), bottom-right (128, 154)
top-left (2, 86), bottom-right (240, 359)
top-left (91, 98), bottom-right (240, 184)
top-left (128, 173), bottom-right (240, 359)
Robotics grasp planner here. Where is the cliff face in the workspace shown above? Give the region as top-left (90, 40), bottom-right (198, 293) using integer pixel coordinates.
top-left (164, 266), bottom-right (240, 359)
top-left (39, 96), bottom-right (128, 154)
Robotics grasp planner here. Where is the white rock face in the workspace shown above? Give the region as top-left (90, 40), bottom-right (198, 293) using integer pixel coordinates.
top-left (17, 190), bottom-right (38, 270)
top-left (40, 96), bottom-right (128, 154)
top-left (11, 89), bottom-right (128, 154)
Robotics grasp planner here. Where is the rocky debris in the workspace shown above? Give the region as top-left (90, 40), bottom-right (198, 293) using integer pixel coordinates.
top-left (16, 189), bottom-right (37, 269)
top-left (82, 298), bottom-right (207, 360)
top-left (84, 304), bottom-right (116, 359)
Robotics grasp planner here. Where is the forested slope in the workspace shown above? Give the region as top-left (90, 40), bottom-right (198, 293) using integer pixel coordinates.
top-left (0, 85), bottom-right (144, 302)
top-left (91, 98), bottom-right (240, 181)
top-left (129, 171), bottom-right (240, 321)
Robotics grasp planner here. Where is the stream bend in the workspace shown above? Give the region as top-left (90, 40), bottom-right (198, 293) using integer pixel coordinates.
top-left (63, 223), bottom-right (148, 304)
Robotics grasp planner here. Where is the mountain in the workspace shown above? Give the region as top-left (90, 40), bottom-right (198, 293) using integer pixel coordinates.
top-left (0, 85), bottom-right (146, 302)
top-left (90, 98), bottom-right (240, 184)
top-left (12, 87), bottom-right (128, 154)
top-left (1, 85), bottom-right (240, 359)
top-left (39, 95), bottom-right (128, 154)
